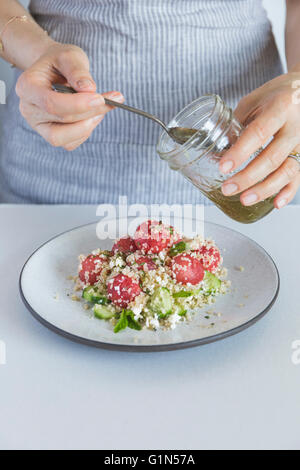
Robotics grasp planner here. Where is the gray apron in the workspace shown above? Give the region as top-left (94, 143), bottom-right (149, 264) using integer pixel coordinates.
top-left (0, 0), bottom-right (282, 204)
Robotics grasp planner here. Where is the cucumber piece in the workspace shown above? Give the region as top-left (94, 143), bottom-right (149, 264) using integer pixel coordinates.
top-left (82, 286), bottom-right (98, 302)
top-left (148, 287), bottom-right (173, 318)
top-left (82, 286), bottom-right (110, 305)
top-left (94, 304), bottom-right (116, 320)
top-left (204, 271), bottom-right (221, 293)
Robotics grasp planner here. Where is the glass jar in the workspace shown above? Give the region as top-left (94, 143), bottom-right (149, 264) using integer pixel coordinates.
top-left (157, 94), bottom-right (275, 224)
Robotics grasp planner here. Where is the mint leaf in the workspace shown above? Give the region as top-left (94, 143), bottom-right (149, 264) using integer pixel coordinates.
top-left (173, 291), bottom-right (193, 298)
top-left (169, 241), bottom-right (186, 257)
top-left (114, 310), bottom-right (142, 333)
top-left (114, 310), bottom-right (128, 333)
top-left (127, 316), bottom-right (142, 331)
top-left (126, 310), bottom-right (142, 331)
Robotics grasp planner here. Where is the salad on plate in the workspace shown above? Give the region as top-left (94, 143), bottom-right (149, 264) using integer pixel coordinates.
top-left (75, 220), bottom-right (229, 333)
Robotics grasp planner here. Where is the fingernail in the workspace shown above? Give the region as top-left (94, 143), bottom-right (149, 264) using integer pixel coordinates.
top-left (222, 183), bottom-right (238, 196)
top-left (242, 193), bottom-right (258, 205)
top-left (77, 79), bottom-right (94, 89)
top-left (220, 160), bottom-right (234, 174)
top-left (277, 198), bottom-right (288, 209)
top-left (89, 97), bottom-right (104, 108)
top-left (107, 92), bottom-right (124, 103)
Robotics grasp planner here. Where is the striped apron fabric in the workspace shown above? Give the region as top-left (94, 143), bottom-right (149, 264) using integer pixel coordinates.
top-left (0, 0), bottom-right (283, 204)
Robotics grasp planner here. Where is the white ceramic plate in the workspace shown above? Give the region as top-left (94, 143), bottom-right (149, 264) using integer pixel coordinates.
top-left (19, 219), bottom-right (280, 352)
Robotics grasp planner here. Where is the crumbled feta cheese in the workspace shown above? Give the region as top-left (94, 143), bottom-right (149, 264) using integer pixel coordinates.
top-left (167, 313), bottom-right (182, 330)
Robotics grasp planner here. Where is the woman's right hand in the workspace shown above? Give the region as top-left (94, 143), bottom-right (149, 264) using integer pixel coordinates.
top-left (15, 42), bottom-right (124, 151)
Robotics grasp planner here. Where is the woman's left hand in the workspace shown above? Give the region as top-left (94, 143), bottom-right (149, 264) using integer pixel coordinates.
top-left (219, 72), bottom-right (300, 209)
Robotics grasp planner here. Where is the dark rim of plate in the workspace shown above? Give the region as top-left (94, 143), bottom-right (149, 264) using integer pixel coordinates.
top-left (19, 220), bottom-right (280, 353)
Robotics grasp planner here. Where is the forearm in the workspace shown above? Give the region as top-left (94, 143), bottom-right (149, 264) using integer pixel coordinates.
top-left (285, 0), bottom-right (300, 72)
top-left (0, 0), bottom-right (55, 70)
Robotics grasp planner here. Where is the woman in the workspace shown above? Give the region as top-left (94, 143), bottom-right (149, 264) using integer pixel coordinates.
top-left (0, 0), bottom-right (299, 207)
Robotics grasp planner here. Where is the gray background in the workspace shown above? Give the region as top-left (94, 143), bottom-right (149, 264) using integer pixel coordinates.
top-left (1, 203), bottom-right (300, 450)
top-left (1, 0), bottom-right (299, 203)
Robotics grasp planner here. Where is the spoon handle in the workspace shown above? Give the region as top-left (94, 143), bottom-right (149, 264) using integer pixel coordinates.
top-left (52, 84), bottom-right (169, 133)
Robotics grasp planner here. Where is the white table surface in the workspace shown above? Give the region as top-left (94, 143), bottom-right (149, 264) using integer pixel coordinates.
top-left (0, 204), bottom-right (299, 450)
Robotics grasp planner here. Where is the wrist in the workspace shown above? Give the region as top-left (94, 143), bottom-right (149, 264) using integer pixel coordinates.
top-left (25, 36), bottom-right (58, 68)
top-left (0, 16), bottom-right (57, 70)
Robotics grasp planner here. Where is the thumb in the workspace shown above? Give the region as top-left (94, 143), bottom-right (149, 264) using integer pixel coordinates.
top-left (55, 45), bottom-right (97, 93)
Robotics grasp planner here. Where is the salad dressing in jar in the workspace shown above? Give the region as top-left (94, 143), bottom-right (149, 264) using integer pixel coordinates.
top-left (157, 95), bottom-right (274, 224)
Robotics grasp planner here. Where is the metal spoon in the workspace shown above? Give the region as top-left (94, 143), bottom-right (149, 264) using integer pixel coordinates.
top-left (52, 83), bottom-right (198, 145)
